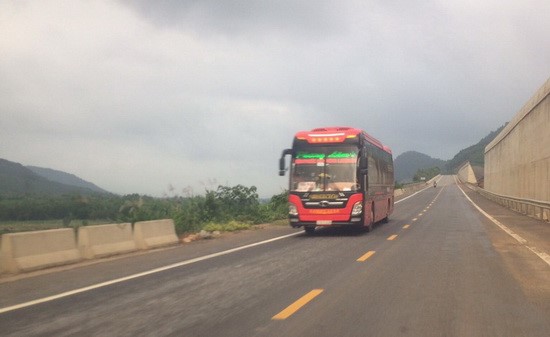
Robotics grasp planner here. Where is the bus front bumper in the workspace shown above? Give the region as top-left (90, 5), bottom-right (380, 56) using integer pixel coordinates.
top-left (289, 217), bottom-right (363, 228)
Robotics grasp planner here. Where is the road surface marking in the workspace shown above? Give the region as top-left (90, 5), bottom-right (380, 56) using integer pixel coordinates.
top-left (456, 178), bottom-right (550, 268)
top-left (403, 224), bottom-right (410, 229)
top-left (272, 289), bottom-right (324, 320)
top-left (387, 234), bottom-right (398, 241)
top-left (418, 213), bottom-right (423, 216)
top-left (412, 218), bottom-right (418, 222)
top-left (357, 251), bottom-right (376, 262)
top-left (0, 231), bottom-right (302, 315)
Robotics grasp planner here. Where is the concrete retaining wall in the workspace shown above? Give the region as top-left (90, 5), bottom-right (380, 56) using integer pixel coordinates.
top-left (78, 223), bottom-right (137, 259)
top-left (134, 219), bottom-right (179, 250)
top-left (485, 77), bottom-right (550, 202)
top-left (457, 162), bottom-right (478, 185)
top-left (0, 229), bottom-right (81, 273)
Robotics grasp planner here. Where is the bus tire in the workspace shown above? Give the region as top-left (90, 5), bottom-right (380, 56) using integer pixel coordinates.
top-left (366, 206), bottom-right (374, 232)
top-left (304, 226), bottom-right (315, 235)
top-left (382, 199), bottom-right (390, 223)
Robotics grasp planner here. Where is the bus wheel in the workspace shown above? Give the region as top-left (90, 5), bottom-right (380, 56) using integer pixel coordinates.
top-left (304, 226), bottom-right (315, 235)
top-left (382, 200), bottom-right (390, 223)
top-left (366, 207), bottom-right (374, 232)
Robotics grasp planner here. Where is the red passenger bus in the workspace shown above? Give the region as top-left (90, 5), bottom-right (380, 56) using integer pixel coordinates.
top-left (279, 127), bottom-right (394, 234)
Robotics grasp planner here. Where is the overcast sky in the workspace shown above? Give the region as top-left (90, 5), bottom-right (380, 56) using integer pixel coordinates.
top-left (1, 0), bottom-right (549, 197)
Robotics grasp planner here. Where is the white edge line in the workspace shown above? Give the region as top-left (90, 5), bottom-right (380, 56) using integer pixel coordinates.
top-left (0, 231), bottom-right (301, 314)
top-left (455, 177), bottom-right (550, 267)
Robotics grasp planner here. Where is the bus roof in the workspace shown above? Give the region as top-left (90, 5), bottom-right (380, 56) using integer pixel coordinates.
top-left (294, 126), bottom-right (392, 154)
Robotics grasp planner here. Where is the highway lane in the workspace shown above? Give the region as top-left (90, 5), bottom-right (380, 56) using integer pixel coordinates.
top-left (0, 176), bottom-right (549, 336)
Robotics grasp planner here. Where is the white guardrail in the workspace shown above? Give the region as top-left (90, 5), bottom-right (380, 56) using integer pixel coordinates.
top-left (460, 180), bottom-right (550, 223)
top-left (478, 188), bottom-right (550, 222)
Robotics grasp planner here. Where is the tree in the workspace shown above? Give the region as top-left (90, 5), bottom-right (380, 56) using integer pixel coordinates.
top-left (413, 167), bottom-right (441, 182)
top-left (212, 184), bottom-right (260, 222)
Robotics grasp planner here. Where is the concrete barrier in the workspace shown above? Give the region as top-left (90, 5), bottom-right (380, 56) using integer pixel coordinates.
top-left (134, 219), bottom-right (179, 250)
top-left (78, 223), bottom-right (137, 259)
top-left (0, 229), bottom-right (81, 273)
top-left (395, 176), bottom-right (440, 199)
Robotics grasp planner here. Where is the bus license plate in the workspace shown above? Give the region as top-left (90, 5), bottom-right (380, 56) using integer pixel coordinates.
top-left (316, 220), bottom-right (332, 225)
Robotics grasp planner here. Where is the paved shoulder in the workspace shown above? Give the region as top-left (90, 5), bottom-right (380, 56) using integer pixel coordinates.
top-left (458, 182), bottom-right (550, 315)
top-left (460, 183), bottom-right (550, 256)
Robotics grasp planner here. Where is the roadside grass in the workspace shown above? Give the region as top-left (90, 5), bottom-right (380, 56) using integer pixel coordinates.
top-left (203, 220), bottom-right (252, 232)
top-left (270, 219), bottom-right (289, 226)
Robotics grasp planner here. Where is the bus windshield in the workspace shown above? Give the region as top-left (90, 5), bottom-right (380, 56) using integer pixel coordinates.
top-left (290, 146), bottom-right (359, 192)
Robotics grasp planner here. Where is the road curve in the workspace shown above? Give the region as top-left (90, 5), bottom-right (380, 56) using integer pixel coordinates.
top-left (0, 175), bottom-right (549, 337)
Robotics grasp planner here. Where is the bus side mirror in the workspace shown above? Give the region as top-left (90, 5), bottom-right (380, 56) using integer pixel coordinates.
top-left (279, 149), bottom-right (292, 176)
top-left (279, 157), bottom-right (286, 176)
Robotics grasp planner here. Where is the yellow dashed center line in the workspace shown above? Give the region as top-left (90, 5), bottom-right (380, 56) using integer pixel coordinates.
top-left (272, 289), bottom-right (324, 320)
top-left (412, 218), bottom-right (418, 222)
top-left (387, 234), bottom-right (398, 241)
top-left (403, 224), bottom-right (410, 229)
top-left (357, 250), bottom-right (376, 262)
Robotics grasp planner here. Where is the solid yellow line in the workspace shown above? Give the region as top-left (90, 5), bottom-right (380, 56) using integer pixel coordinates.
top-left (387, 234), bottom-right (398, 241)
top-left (403, 224), bottom-right (410, 229)
top-left (272, 289), bottom-right (324, 320)
top-left (357, 250), bottom-right (376, 262)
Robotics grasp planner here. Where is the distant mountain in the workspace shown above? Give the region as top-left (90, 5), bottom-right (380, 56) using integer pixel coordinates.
top-left (394, 125), bottom-right (507, 182)
top-left (27, 166), bottom-right (108, 194)
top-left (0, 158), bottom-right (108, 197)
top-left (445, 124), bottom-right (506, 173)
top-left (394, 151), bottom-right (446, 183)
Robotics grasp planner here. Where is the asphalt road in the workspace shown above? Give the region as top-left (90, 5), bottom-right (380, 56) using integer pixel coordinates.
top-left (1, 175), bottom-right (549, 337)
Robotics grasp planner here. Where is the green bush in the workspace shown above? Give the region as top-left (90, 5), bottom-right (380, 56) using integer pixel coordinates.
top-left (0, 184), bottom-right (291, 235)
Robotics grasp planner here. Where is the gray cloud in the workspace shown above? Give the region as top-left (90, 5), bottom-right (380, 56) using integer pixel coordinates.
top-left (122, 0), bottom-right (346, 39)
top-left (1, 0), bottom-right (549, 197)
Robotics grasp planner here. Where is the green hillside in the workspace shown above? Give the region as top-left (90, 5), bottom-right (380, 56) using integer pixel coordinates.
top-left (0, 158), bottom-right (103, 197)
top-left (27, 166), bottom-right (108, 194)
top-left (394, 125), bottom-right (506, 182)
top-left (394, 151), bottom-right (446, 183)
top-left (445, 124), bottom-right (506, 173)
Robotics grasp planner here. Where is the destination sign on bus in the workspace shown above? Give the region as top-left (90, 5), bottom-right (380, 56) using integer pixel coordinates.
top-left (295, 151), bottom-right (357, 159)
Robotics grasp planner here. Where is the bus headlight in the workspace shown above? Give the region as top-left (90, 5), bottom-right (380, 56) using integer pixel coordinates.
top-left (289, 203), bottom-right (298, 216)
top-left (351, 202), bottom-right (363, 216)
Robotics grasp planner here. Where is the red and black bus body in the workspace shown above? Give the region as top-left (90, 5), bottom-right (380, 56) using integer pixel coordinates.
top-left (279, 127), bottom-right (394, 234)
